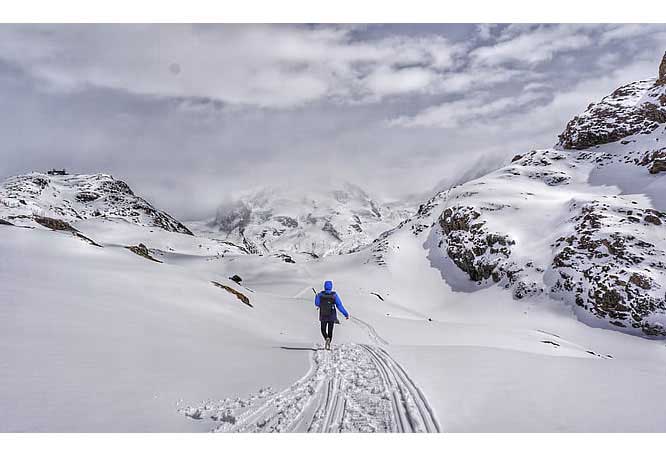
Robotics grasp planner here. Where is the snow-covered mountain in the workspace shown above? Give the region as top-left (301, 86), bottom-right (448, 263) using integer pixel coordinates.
top-left (190, 183), bottom-right (414, 258)
top-left (404, 51), bottom-right (666, 338)
top-left (0, 171), bottom-right (193, 235)
top-left (0, 171), bottom-right (247, 257)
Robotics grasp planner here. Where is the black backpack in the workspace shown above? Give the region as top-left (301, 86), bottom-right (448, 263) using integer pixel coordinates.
top-left (319, 292), bottom-right (336, 318)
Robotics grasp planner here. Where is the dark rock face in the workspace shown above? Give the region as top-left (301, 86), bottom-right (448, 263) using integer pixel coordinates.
top-left (636, 149), bottom-right (666, 174)
top-left (645, 211), bottom-right (663, 225)
top-left (273, 216), bottom-right (298, 229)
top-left (34, 216), bottom-right (78, 232)
top-left (437, 204), bottom-right (542, 299)
top-left (99, 179), bottom-right (134, 196)
top-left (322, 221), bottom-right (342, 242)
top-left (558, 80), bottom-right (666, 150)
top-left (3, 175), bottom-right (49, 198)
top-left (549, 201), bottom-right (666, 337)
top-left (439, 206), bottom-right (515, 283)
top-left (650, 159), bottom-right (666, 175)
top-left (211, 281), bottom-right (252, 307)
top-left (126, 243), bottom-right (162, 263)
top-left (75, 192), bottom-right (101, 203)
top-left (229, 274), bottom-right (243, 284)
top-left (643, 102), bottom-right (666, 123)
top-left (274, 253), bottom-right (296, 264)
top-left (657, 51), bottom-right (666, 85)
top-left (0, 218), bottom-right (14, 226)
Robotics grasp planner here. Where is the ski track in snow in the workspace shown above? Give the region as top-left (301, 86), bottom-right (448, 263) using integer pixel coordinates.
top-left (179, 340), bottom-right (440, 432)
top-left (351, 316), bottom-right (390, 346)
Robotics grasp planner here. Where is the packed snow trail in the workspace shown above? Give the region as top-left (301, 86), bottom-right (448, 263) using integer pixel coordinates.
top-left (179, 343), bottom-right (440, 432)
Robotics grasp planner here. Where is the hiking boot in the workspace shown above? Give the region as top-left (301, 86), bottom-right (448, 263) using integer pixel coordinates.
top-left (325, 338), bottom-right (331, 350)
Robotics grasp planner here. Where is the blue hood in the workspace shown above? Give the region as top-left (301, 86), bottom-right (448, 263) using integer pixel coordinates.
top-left (324, 280), bottom-right (333, 292)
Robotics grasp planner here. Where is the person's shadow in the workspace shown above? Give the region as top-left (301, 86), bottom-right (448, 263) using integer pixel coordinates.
top-left (278, 346), bottom-right (318, 351)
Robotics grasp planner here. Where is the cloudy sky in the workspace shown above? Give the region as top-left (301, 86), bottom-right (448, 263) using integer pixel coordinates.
top-left (1, 24), bottom-right (665, 219)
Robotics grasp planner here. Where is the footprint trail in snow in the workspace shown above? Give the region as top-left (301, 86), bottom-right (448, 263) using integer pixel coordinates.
top-left (179, 343), bottom-right (440, 432)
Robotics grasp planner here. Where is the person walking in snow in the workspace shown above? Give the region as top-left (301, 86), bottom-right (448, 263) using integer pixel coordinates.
top-left (315, 280), bottom-right (349, 350)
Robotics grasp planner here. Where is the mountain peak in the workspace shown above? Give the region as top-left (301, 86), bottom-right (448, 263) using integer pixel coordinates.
top-left (658, 51), bottom-right (666, 85)
top-left (0, 171), bottom-right (192, 235)
top-left (557, 52), bottom-right (666, 150)
top-left (192, 182), bottom-right (413, 257)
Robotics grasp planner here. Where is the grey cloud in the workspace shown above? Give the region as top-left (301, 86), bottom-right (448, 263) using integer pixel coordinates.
top-left (0, 24), bottom-right (465, 108)
top-left (1, 24), bottom-right (665, 221)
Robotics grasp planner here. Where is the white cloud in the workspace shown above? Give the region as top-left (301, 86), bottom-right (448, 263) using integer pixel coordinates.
top-left (363, 65), bottom-right (437, 96)
top-left (390, 91), bottom-right (547, 128)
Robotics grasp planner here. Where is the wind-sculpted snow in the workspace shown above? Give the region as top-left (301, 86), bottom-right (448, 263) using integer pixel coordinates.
top-left (0, 172), bottom-right (193, 235)
top-left (179, 343), bottom-right (440, 433)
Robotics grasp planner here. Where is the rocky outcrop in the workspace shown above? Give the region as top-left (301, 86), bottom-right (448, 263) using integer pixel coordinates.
top-left (558, 80), bottom-right (666, 150)
top-left (439, 206), bottom-right (515, 283)
top-left (322, 220), bottom-right (343, 242)
top-left (436, 204), bottom-right (544, 299)
top-left (273, 252), bottom-right (296, 264)
top-left (558, 56), bottom-right (666, 149)
top-left (75, 191), bottom-right (101, 203)
top-left (639, 149), bottom-right (666, 174)
top-left (32, 214), bottom-right (102, 246)
top-left (34, 215), bottom-right (78, 232)
top-left (211, 281), bottom-right (252, 308)
top-left (126, 243), bottom-right (162, 263)
top-left (274, 216), bottom-right (298, 229)
top-left (657, 51), bottom-right (666, 86)
top-left (549, 201), bottom-right (666, 337)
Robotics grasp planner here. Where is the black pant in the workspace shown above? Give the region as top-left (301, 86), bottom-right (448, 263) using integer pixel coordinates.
top-left (320, 321), bottom-right (334, 340)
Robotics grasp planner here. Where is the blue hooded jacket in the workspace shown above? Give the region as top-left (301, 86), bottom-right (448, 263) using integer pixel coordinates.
top-left (315, 280), bottom-right (349, 322)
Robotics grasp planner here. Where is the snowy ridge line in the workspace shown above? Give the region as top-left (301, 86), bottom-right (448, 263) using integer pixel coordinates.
top-left (180, 342), bottom-right (439, 432)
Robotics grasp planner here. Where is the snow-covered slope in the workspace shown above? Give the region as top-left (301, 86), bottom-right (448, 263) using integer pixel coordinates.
top-left (5, 207), bottom-right (666, 432)
top-left (422, 52), bottom-right (666, 337)
top-left (190, 183), bottom-right (413, 259)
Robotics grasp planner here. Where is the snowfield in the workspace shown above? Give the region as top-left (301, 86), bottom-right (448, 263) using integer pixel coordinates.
top-left (2, 53), bottom-right (666, 432)
top-left (3, 215), bottom-right (666, 432)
